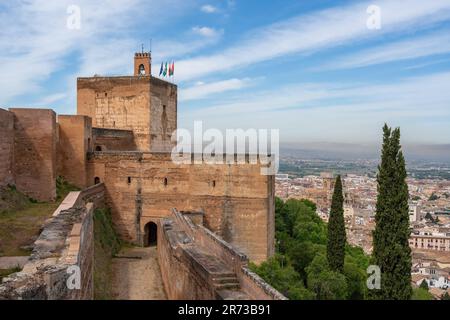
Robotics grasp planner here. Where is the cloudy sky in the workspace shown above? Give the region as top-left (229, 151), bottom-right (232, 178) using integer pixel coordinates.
top-left (1, 0), bottom-right (450, 145)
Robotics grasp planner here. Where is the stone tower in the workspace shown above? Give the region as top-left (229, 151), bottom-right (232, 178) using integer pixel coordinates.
top-left (77, 53), bottom-right (176, 152)
top-left (134, 52), bottom-right (151, 76)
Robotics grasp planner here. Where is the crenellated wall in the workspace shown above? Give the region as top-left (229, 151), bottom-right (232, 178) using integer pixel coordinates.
top-left (158, 209), bottom-right (286, 300)
top-left (87, 152), bottom-right (274, 263)
top-left (0, 184), bottom-right (105, 300)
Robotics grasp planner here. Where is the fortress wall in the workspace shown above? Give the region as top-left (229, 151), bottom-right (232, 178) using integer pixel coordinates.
top-left (0, 184), bottom-right (105, 300)
top-left (0, 108), bottom-right (14, 187)
top-left (77, 76), bottom-right (152, 151)
top-left (158, 220), bottom-right (217, 300)
top-left (158, 210), bottom-right (286, 300)
top-left (87, 152), bottom-right (274, 263)
top-left (92, 127), bottom-right (137, 151)
top-left (10, 108), bottom-right (57, 201)
top-left (150, 77), bottom-right (177, 152)
top-left (58, 115), bottom-right (92, 188)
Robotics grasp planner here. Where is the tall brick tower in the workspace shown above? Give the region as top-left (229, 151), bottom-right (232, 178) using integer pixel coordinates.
top-left (77, 52), bottom-right (177, 152)
top-left (134, 52), bottom-right (151, 76)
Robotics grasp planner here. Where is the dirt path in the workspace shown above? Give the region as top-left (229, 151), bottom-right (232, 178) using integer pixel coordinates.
top-left (111, 246), bottom-right (167, 300)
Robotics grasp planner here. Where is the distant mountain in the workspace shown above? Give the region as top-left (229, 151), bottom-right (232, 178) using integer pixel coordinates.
top-left (281, 142), bottom-right (450, 164)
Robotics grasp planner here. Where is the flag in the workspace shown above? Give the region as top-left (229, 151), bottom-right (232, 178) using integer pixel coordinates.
top-left (163, 62), bottom-right (168, 76)
top-left (159, 62), bottom-right (163, 76)
top-left (169, 61), bottom-right (175, 77)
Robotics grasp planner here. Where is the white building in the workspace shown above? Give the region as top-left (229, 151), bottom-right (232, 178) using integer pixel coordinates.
top-left (409, 202), bottom-right (423, 223)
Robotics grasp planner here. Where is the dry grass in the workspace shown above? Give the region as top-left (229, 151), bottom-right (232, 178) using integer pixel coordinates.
top-left (0, 178), bottom-right (79, 257)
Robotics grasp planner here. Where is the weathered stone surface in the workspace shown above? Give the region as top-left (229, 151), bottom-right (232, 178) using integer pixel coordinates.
top-left (92, 127), bottom-right (136, 151)
top-left (57, 115), bottom-right (92, 188)
top-left (0, 185), bottom-right (103, 300)
top-left (87, 152), bottom-right (274, 263)
top-left (10, 108), bottom-right (57, 201)
top-left (158, 209), bottom-right (286, 300)
top-left (0, 108), bottom-right (14, 187)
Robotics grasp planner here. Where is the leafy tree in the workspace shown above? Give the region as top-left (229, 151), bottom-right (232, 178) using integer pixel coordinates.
top-left (250, 254), bottom-right (314, 300)
top-left (327, 175), bottom-right (346, 272)
top-left (419, 279), bottom-right (429, 290)
top-left (372, 125), bottom-right (412, 300)
top-left (411, 288), bottom-right (433, 300)
top-left (306, 254), bottom-right (348, 300)
top-left (253, 197), bottom-right (370, 300)
top-left (343, 262), bottom-right (367, 300)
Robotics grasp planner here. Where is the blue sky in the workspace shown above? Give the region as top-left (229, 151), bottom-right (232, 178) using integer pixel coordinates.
top-left (1, 0), bottom-right (450, 145)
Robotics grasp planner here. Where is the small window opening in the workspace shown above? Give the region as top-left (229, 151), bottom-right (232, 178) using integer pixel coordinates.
top-left (94, 177), bottom-right (100, 184)
top-left (127, 177), bottom-right (132, 184)
top-left (164, 178), bottom-right (168, 186)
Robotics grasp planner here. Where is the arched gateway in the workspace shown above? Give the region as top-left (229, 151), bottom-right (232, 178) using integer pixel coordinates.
top-left (143, 221), bottom-right (157, 247)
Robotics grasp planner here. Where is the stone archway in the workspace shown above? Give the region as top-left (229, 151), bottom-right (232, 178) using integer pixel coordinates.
top-left (143, 221), bottom-right (157, 247)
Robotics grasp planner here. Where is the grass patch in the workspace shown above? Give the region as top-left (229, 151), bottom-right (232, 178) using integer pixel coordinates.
top-left (0, 177), bottom-right (79, 257)
top-left (0, 266), bottom-right (21, 282)
top-left (93, 207), bottom-right (121, 300)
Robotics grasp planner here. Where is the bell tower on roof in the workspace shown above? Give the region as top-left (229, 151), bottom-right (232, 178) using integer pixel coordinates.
top-left (134, 51), bottom-right (151, 76)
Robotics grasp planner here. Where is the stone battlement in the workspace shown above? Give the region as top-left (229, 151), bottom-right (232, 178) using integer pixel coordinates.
top-left (158, 209), bottom-right (286, 300)
top-left (0, 184), bottom-right (105, 300)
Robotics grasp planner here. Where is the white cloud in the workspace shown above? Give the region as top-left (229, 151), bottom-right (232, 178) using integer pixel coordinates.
top-left (181, 71), bottom-right (450, 144)
top-left (179, 78), bottom-right (253, 101)
top-left (320, 31), bottom-right (450, 70)
top-left (34, 93), bottom-right (68, 106)
top-left (176, 0), bottom-right (450, 81)
top-left (0, 0), bottom-right (196, 109)
top-left (192, 26), bottom-right (223, 38)
top-left (201, 4), bottom-right (218, 13)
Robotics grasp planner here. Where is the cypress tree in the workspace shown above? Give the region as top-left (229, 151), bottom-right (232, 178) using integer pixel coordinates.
top-left (372, 124), bottom-right (412, 299)
top-left (327, 175), bottom-right (346, 273)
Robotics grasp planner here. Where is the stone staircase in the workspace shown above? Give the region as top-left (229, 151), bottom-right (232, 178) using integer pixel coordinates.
top-left (184, 247), bottom-right (249, 299)
top-left (212, 273), bottom-right (240, 291)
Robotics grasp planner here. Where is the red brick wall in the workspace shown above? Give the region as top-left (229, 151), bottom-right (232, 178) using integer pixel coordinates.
top-left (87, 152), bottom-right (275, 263)
top-left (92, 127), bottom-right (136, 151)
top-left (77, 76), bottom-right (152, 151)
top-left (0, 108), bottom-right (14, 187)
top-left (10, 108), bottom-right (57, 201)
top-left (58, 115), bottom-right (92, 188)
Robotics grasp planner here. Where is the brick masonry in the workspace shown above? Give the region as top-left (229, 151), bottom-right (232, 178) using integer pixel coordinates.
top-left (87, 152), bottom-right (275, 263)
top-left (0, 109), bottom-right (14, 187)
top-left (0, 184), bottom-right (105, 300)
top-left (57, 115), bottom-right (92, 188)
top-left (158, 209), bottom-right (286, 300)
top-left (10, 108), bottom-right (57, 201)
